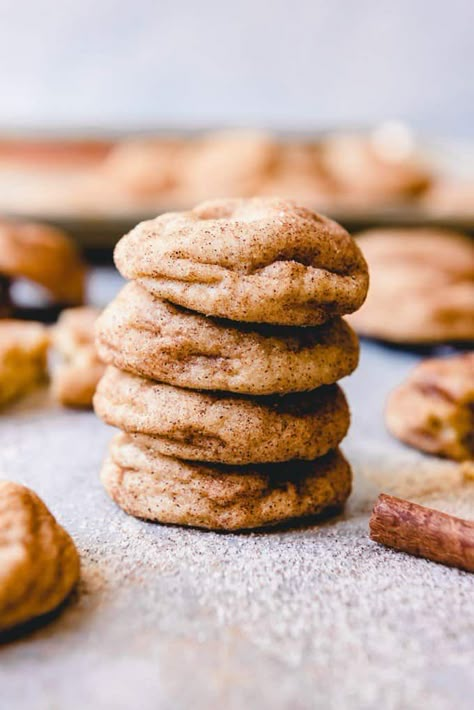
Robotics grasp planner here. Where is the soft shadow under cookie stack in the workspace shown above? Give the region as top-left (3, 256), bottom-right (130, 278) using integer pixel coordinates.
top-left (94, 198), bottom-right (369, 530)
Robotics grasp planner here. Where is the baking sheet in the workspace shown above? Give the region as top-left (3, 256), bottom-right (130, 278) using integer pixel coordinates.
top-left (1, 269), bottom-right (473, 710)
top-left (0, 132), bottom-right (473, 247)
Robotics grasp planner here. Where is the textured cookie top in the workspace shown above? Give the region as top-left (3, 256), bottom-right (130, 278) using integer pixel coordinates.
top-left (114, 197), bottom-right (368, 325)
top-left (0, 480), bottom-right (80, 632)
top-left (95, 282), bottom-right (359, 395)
top-left (0, 220), bottom-right (85, 304)
top-left (94, 366), bottom-right (350, 464)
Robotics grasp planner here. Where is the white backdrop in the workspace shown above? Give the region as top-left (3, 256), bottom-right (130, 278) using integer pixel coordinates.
top-left (0, 0), bottom-right (472, 136)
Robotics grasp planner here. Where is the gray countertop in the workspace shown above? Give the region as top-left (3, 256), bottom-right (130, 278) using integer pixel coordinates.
top-left (1, 270), bottom-right (473, 710)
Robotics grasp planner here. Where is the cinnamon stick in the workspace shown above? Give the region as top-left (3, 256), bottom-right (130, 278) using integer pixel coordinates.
top-left (369, 494), bottom-right (474, 572)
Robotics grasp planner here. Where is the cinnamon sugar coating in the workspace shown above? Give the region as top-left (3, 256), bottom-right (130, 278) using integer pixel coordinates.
top-left (101, 434), bottom-right (352, 531)
top-left (94, 367), bottom-right (350, 464)
top-left (114, 197), bottom-right (368, 326)
top-left (95, 282), bottom-right (359, 395)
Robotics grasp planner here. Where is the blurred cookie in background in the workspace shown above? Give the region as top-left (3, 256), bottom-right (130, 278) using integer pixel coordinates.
top-left (51, 306), bottom-right (104, 408)
top-left (96, 136), bottom-right (188, 206)
top-left (422, 178), bottom-right (474, 217)
top-left (348, 228), bottom-right (474, 343)
top-left (255, 141), bottom-right (337, 209)
top-left (0, 220), bottom-right (86, 309)
top-left (386, 353), bottom-right (474, 461)
top-left (0, 139), bottom-right (115, 218)
top-left (68, 137), bottom-right (188, 216)
top-left (0, 137), bottom-right (112, 170)
top-left (3, 127), bottom-right (470, 224)
top-left (319, 124), bottom-right (432, 207)
top-left (178, 129), bottom-right (277, 202)
top-left (0, 320), bottom-right (49, 408)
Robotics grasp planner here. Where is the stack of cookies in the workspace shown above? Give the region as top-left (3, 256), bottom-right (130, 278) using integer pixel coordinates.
top-left (94, 198), bottom-right (368, 531)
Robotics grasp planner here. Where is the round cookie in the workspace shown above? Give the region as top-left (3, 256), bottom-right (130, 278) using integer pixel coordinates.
top-left (51, 307), bottom-right (104, 408)
top-left (179, 130), bottom-right (277, 202)
top-left (101, 433), bottom-right (352, 531)
top-left (386, 353), bottom-right (474, 461)
top-left (113, 197), bottom-right (369, 326)
top-left (319, 131), bottom-right (431, 205)
top-left (53, 306), bottom-right (102, 359)
top-left (52, 347), bottom-right (104, 409)
top-left (256, 143), bottom-right (336, 209)
top-left (0, 480), bottom-right (80, 632)
top-left (95, 282), bottom-right (359, 395)
top-left (422, 179), bottom-right (474, 217)
top-left (94, 366), bottom-right (350, 464)
top-left (0, 220), bottom-right (85, 305)
top-left (0, 319), bottom-right (49, 407)
top-left (348, 228), bottom-right (474, 343)
top-left (99, 137), bottom-right (186, 199)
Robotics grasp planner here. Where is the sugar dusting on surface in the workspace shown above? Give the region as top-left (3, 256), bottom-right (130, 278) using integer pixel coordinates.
top-left (0, 295), bottom-right (473, 710)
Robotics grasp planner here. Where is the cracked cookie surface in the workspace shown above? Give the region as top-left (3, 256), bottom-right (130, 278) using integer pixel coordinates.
top-left (114, 197), bottom-right (368, 326)
top-left (101, 433), bottom-right (352, 531)
top-left (94, 366), bottom-right (350, 464)
top-left (95, 282), bottom-right (359, 395)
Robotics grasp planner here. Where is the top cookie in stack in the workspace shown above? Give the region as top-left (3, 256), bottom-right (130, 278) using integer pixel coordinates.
top-left (114, 198), bottom-right (368, 326)
top-left (95, 198), bottom-right (368, 531)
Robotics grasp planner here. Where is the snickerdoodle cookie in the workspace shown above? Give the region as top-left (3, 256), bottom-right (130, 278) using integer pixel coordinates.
top-left (100, 137), bottom-right (185, 198)
top-left (423, 179), bottom-right (474, 217)
top-left (94, 367), bottom-right (350, 464)
top-left (0, 221), bottom-right (85, 305)
top-left (101, 433), bottom-right (352, 530)
top-left (95, 282), bottom-right (359, 394)
top-left (0, 480), bottom-right (80, 632)
top-left (51, 306), bottom-right (104, 408)
top-left (0, 320), bottom-right (49, 407)
top-left (179, 130), bottom-right (277, 202)
top-left (386, 353), bottom-right (474, 461)
top-left (256, 143), bottom-right (335, 208)
top-left (0, 220), bottom-right (85, 305)
top-left (114, 197), bottom-right (368, 326)
top-left (319, 131), bottom-right (431, 205)
top-left (348, 228), bottom-right (474, 343)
